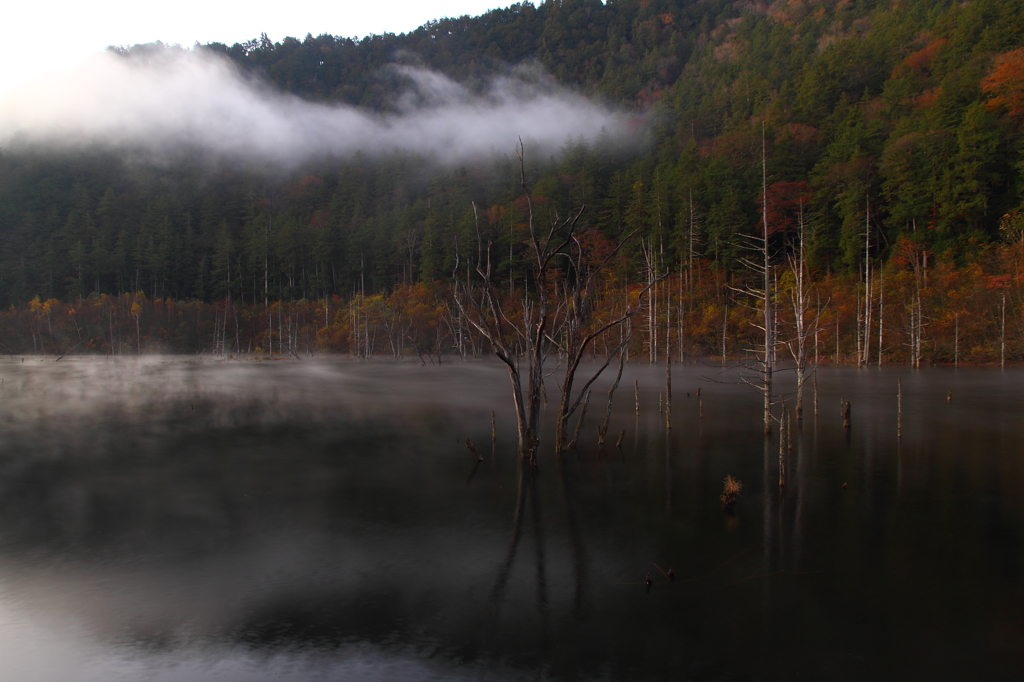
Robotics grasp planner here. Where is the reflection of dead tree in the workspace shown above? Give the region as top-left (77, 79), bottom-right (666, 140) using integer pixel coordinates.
top-left (489, 462), bottom-right (531, 602)
top-left (529, 461), bottom-right (549, 623)
top-left (491, 462), bottom-right (548, 614)
top-left (558, 458), bottom-right (588, 613)
top-left (489, 459), bottom-right (584, 621)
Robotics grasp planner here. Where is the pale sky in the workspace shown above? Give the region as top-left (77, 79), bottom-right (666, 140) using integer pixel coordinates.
top-left (2, 0), bottom-right (506, 95)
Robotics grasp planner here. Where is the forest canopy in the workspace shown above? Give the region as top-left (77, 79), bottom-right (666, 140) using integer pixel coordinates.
top-left (0, 0), bottom-right (1023, 361)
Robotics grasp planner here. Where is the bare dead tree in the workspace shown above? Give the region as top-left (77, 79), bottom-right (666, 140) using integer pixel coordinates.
top-left (781, 198), bottom-right (828, 420)
top-left (904, 237), bottom-right (927, 368)
top-left (731, 126), bottom-right (774, 435)
top-left (453, 143), bottom-right (580, 461)
top-left (455, 142), bottom-right (652, 461)
top-left (550, 224), bottom-right (657, 453)
top-left (860, 196), bottom-right (873, 367)
top-left (597, 337), bottom-right (628, 446)
top-left (640, 238), bottom-right (658, 364)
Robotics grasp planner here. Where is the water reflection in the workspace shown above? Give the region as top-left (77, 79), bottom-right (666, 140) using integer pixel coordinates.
top-left (0, 357), bottom-right (1021, 680)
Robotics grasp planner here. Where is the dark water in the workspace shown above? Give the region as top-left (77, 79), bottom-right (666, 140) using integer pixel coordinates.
top-left (0, 357), bottom-right (1021, 681)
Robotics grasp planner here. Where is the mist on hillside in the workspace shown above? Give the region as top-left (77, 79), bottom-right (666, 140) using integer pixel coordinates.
top-left (0, 47), bottom-right (634, 166)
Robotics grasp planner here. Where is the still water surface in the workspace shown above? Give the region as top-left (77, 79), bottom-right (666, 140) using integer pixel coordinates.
top-left (0, 357), bottom-right (1021, 681)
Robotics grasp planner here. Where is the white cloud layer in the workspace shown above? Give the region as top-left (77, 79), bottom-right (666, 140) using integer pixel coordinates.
top-left (0, 49), bottom-right (629, 166)
top-left (0, 0), bottom-right (507, 95)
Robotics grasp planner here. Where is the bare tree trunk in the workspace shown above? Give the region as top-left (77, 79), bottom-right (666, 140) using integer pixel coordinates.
top-left (913, 259), bottom-right (923, 368)
top-left (786, 199), bottom-right (819, 422)
top-left (721, 302), bottom-right (728, 366)
top-left (814, 308), bottom-right (820, 417)
top-left (598, 346), bottom-right (627, 445)
top-left (915, 286), bottom-right (922, 368)
top-left (862, 197), bottom-right (872, 367)
top-left (954, 315), bottom-right (959, 367)
top-left (835, 316), bottom-right (840, 364)
top-left (761, 128), bottom-right (773, 436)
top-left (729, 128), bottom-right (775, 434)
top-left (877, 272), bottom-right (884, 367)
top-left (678, 263), bottom-right (685, 363)
top-left (567, 390), bottom-right (590, 450)
top-left (644, 240), bottom-right (657, 364)
top-left (1001, 295), bottom-right (1006, 368)
top-left (688, 190), bottom-right (695, 296)
top-left (665, 352), bottom-right (672, 430)
top-left (856, 291), bottom-right (862, 366)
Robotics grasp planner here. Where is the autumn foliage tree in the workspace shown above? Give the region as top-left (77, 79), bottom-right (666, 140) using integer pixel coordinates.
top-left (983, 47), bottom-right (1024, 121)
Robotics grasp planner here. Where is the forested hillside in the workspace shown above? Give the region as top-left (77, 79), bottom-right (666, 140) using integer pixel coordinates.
top-left (1, 0), bottom-right (1023, 361)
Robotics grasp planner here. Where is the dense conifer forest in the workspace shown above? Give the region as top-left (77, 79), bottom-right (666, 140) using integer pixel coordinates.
top-left (1, 0), bottom-right (1023, 361)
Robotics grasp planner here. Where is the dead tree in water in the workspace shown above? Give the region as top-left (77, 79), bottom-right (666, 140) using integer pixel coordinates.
top-left (456, 142), bottom-right (651, 461)
top-left (904, 238), bottom-right (927, 369)
top-left (859, 197), bottom-right (874, 367)
top-left (598, 342), bottom-right (628, 446)
top-left (753, 128), bottom-right (774, 435)
top-left (733, 126), bottom-right (775, 435)
top-left (781, 197), bottom-right (827, 421)
top-left (454, 183), bottom-right (564, 459)
top-left (550, 230), bottom-right (656, 453)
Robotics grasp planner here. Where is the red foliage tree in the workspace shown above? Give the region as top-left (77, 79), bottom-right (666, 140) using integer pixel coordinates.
top-left (982, 47), bottom-right (1024, 120)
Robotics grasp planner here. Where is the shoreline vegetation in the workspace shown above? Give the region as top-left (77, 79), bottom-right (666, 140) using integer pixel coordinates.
top-left (3, 1), bottom-right (1024, 383)
top-left (4, 242), bottom-right (1021, 366)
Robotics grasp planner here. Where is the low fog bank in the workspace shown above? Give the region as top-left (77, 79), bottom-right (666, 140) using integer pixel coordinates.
top-left (0, 356), bottom-right (514, 450)
top-left (0, 48), bottom-right (637, 167)
top-left (0, 356), bottom-right (649, 681)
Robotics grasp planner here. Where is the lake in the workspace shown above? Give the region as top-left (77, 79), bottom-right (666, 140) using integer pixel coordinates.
top-left (0, 356), bottom-right (1021, 681)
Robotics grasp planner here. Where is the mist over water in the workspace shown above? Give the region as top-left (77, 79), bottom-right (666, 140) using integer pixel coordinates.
top-left (0, 357), bottom-right (1022, 681)
top-left (0, 49), bottom-right (633, 165)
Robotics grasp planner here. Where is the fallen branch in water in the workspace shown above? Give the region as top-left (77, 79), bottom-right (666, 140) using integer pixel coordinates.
top-left (465, 438), bottom-right (484, 462)
top-left (56, 338), bottom-right (87, 362)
